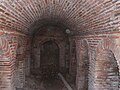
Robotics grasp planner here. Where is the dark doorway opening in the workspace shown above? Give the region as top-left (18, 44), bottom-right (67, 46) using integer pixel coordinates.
top-left (40, 41), bottom-right (59, 80)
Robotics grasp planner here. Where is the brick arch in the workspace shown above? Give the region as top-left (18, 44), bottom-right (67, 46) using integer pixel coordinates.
top-left (39, 38), bottom-right (62, 49)
top-left (0, 35), bottom-right (13, 90)
top-left (95, 39), bottom-right (120, 90)
top-left (113, 46), bottom-right (120, 73)
top-left (39, 38), bottom-right (66, 71)
top-left (96, 39), bottom-right (120, 71)
top-left (95, 49), bottom-right (119, 90)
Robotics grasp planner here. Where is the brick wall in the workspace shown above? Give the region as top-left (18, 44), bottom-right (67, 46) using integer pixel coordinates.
top-left (73, 33), bottom-right (120, 90)
top-left (15, 36), bottom-right (30, 89)
top-left (0, 30), bottom-right (30, 90)
top-left (0, 0), bottom-right (120, 90)
top-left (75, 40), bottom-right (89, 90)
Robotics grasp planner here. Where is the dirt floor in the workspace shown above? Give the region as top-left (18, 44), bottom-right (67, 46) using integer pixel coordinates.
top-left (23, 75), bottom-right (67, 90)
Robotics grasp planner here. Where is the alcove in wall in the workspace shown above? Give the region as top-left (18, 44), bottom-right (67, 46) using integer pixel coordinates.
top-left (95, 49), bottom-right (119, 90)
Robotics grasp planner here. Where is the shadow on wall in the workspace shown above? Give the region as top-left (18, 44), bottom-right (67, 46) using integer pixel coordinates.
top-left (95, 49), bottom-right (119, 90)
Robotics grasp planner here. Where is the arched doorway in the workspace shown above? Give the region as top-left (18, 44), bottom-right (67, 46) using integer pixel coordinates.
top-left (40, 41), bottom-right (59, 79)
top-left (95, 49), bottom-right (119, 90)
top-left (0, 37), bottom-right (13, 90)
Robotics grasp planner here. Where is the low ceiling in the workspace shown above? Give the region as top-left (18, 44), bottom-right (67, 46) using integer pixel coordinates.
top-left (0, 0), bottom-right (119, 35)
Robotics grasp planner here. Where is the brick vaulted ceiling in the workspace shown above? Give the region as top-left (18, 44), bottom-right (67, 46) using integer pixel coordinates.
top-left (0, 0), bottom-right (120, 35)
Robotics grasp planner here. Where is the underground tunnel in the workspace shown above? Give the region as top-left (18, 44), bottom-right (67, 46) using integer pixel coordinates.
top-left (0, 0), bottom-right (120, 90)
